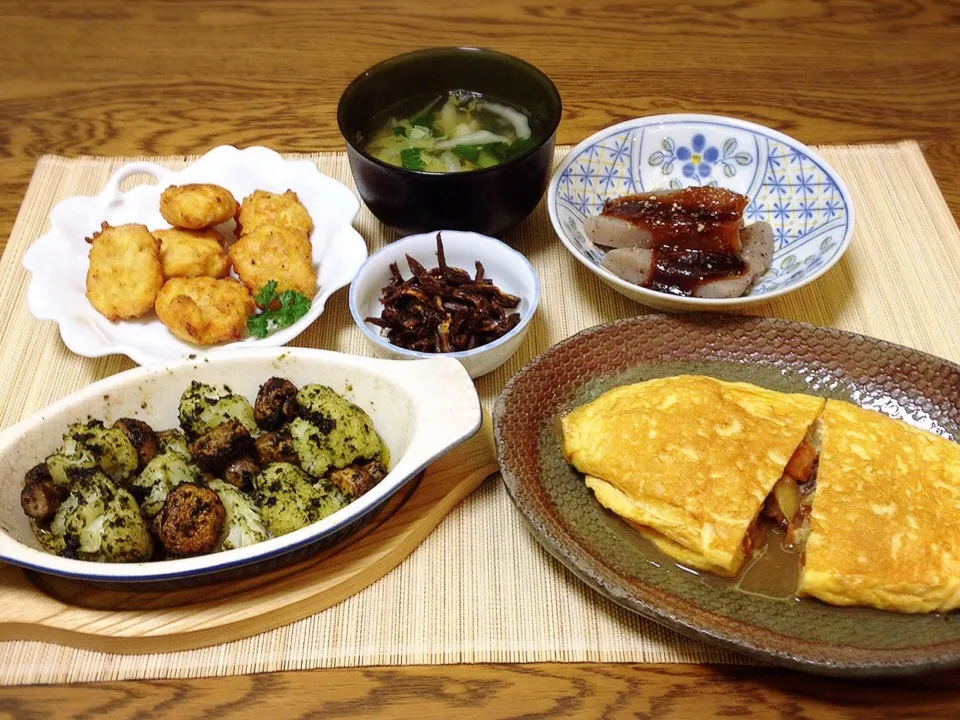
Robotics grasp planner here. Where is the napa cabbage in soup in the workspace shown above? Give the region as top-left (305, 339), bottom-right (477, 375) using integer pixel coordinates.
top-left (364, 91), bottom-right (537, 172)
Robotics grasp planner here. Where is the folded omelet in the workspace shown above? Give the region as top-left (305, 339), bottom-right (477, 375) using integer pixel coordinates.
top-left (800, 400), bottom-right (960, 613)
top-left (562, 375), bottom-right (825, 576)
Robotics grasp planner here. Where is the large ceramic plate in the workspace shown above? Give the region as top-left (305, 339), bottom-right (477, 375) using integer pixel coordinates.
top-left (494, 314), bottom-right (960, 676)
top-left (23, 145), bottom-right (368, 365)
top-left (547, 115), bottom-right (855, 311)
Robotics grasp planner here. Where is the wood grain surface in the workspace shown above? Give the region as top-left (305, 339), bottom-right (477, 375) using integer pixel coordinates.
top-left (1, 662), bottom-right (959, 719)
top-left (2, 0), bottom-right (960, 714)
top-left (1, 0), bottom-right (959, 248)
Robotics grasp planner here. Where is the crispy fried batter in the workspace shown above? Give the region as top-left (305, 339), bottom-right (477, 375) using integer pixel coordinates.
top-left (160, 184), bottom-right (238, 230)
top-left (236, 189), bottom-right (314, 237)
top-left (85, 222), bottom-right (164, 321)
top-left (154, 228), bottom-right (230, 279)
top-left (155, 277), bottom-right (255, 345)
top-left (229, 225), bottom-right (317, 301)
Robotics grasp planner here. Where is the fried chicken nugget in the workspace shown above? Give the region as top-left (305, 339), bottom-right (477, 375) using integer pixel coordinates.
top-left (229, 226), bottom-right (318, 303)
top-left (154, 228), bottom-right (230, 279)
top-left (160, 184), bottom-right (238, 230)
top-left (155, 277), bottom-right (255, 345)
top-left (236, 190), bottom-right (314, 237)
top-left (85, 222), bottom-right (164, 321)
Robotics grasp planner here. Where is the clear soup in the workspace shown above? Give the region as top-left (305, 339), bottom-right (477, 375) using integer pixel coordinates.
top-left (364, 91), bottom-right (538, 173)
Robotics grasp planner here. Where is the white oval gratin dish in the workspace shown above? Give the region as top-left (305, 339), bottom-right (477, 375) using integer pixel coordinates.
top-left (0, 348), bottom-right (481, 589)
top-left (23, 145), bottom-right (368, 365)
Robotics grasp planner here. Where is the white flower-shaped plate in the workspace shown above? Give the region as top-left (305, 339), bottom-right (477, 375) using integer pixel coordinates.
top-left (548, 114), bottom-right (855, 311)
top-left (23, 145), bottom-right (367, 365)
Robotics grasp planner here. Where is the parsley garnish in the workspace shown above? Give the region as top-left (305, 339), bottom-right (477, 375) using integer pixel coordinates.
top-left (253, 280), bottom-right (279, 309)
top-left (400, 147), bottom-right (425, 170)
top-left (247, 280), bottom-right (312, 339)
top-left (392, 125), bottom-right (407, 137)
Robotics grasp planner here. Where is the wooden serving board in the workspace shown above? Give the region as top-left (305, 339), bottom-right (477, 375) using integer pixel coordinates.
top-left (0, 414), bottom-right (497, 655)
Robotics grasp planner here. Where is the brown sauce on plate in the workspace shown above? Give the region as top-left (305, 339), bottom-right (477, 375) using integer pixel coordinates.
top-left (647, 247), bottom-right (749, 296)
top-left (601, 187), bottom-right (748, 254)
top-left (734, 524), bottom-right (804, 600)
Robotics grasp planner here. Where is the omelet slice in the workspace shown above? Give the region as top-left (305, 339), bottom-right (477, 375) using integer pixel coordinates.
top-left (562, 375), bottom-right (825, 576)
top-left (800, 400), bottom-right (960, 613)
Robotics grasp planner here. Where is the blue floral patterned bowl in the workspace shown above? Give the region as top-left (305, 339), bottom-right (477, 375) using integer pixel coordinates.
top-left (547, 114), bottom-right (854, 311)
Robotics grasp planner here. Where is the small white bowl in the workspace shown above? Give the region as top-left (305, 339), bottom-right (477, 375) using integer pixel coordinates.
top-left (349, 231), bottom-right (539, 379)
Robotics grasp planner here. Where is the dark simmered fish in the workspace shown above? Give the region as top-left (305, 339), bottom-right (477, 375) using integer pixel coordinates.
top-left (584, 187), bottom-right (749, 254)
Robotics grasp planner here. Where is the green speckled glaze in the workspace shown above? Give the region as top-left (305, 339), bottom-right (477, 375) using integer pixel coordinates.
top-left (494, 314), bottom-right (960, 676)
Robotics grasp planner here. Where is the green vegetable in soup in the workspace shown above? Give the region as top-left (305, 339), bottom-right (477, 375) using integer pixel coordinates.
top-left (400, 147), bottom-right (425, 171)
top-left (452, 144), bottom-right (480, 163)
top-left (365, 91), bottom-right (536, 173)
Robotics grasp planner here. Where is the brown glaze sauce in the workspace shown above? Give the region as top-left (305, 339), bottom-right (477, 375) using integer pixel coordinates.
top-left (601, 187), bottom-right (748, 254)
top-left (647, 247), bottom-right (749, 296)
top-left (734, 523), bottom-right (805, 599)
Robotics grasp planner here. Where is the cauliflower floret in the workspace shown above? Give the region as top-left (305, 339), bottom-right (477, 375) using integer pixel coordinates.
top-left (253, 462), bottom-right (344, 537)
top-left (288, 418), bottom-right (334, 478)
top-left (207, 479), bottom-right (270, 551)
top-left (157, 429), bottom-right (190, 455)
top-left (178, 381), bottom-right (257, 439)
top-left (46, 421), bottom-right (138, 487)
top-left (132, 430), bottom-right (201, 519)
top-left (290, 385), bottom-right (384, 477)
top-left (46, 471), bottom-right (153, 562)
top-left (311, 476), bottom-right (348, 519)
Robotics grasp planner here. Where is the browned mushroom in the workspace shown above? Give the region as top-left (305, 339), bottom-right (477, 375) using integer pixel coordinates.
top-left (24, 463), bottom-right (53, 486)
top-left (223, 454), bottom-right (260, 490)
top-left (254, 377), bottom-right (299, 431)
top-left (152, 483), bottom-right (226, 556)
top-left (112, 418), bottom-right (159, 471)
top-left (361, 459), bottom-right (388, 484)
top-left (20, 482), bottom-right (63, 523)
top-left (254, 428), bottom-right (299, 466)
top-left (327, 459), bottom-right (388, 500)
top-left (189, 420), bottom-right (254, 473)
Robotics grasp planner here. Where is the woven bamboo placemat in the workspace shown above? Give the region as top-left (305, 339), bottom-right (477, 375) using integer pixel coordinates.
top-left (0, 141), bottom-right (956, 685)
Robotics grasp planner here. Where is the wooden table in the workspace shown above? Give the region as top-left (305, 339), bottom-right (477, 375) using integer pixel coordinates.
top-left (1, 0), bottom-right (959, 716)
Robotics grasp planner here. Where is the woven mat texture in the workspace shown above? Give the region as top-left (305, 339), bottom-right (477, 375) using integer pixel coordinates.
top-left (0, 141), bottom-right (956, 684)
